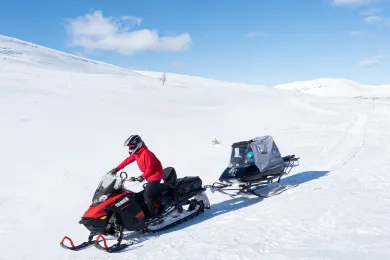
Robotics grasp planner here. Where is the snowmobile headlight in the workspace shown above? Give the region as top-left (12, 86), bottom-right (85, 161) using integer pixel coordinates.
top-left (99, 195), bottom-right (108, 203)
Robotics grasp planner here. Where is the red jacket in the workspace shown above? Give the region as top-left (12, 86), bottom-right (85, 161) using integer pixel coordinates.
top-left (116, 144), bottom-right (163, 182)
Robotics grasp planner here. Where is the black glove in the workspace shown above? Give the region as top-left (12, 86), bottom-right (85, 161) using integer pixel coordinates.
top-left (131, 176), bottom-right (144, 182)
top-left (107, 168), bottom-right (118, 175)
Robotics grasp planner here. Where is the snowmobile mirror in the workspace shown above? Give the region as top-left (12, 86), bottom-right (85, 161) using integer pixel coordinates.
top-left (119, 171), bottom-right (128, 180)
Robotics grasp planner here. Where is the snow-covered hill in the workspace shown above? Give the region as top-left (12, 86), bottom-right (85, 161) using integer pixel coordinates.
top-left (1, 35), bottom-right (390, 260)
top-left (0, 34), bottom-right (141, 75)
top-left (274, 78), bottom-right (390, 98)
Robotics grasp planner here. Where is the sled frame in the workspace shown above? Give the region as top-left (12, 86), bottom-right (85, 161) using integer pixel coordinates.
top-left (209, 156), bottom-right (299, 198)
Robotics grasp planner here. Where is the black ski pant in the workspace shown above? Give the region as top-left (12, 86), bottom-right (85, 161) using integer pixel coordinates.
top-left (143, 180), bottom-right (167, 218)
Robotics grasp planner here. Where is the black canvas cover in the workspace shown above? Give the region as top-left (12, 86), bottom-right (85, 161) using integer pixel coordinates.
top-left (228, 135), bottom-right (284, 172)
top-left (249, 136), bottom-right (284, 172)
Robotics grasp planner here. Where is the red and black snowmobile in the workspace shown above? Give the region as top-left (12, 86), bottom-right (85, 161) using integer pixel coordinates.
top-left (60, 167), bottom-right (210, 253)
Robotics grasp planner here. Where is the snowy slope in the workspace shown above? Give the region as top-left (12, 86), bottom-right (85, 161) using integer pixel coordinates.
top-left (0, 34), bottom-right (140, 75)
top-left (274, 78), bottom-right (390, 98)
top-left (1, 35), bottom-right (390, 260)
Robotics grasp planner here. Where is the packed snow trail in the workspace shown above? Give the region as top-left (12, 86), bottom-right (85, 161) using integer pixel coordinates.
top-left (318, 112), bottom-right (368, 171)
top-left (1, 35), bottom-right (390, 260)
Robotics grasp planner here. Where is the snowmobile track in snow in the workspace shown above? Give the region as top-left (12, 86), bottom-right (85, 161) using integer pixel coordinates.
top-left (323, 113), bottom-right (368, 171)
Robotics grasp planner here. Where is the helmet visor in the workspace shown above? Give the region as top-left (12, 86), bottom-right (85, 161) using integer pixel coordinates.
top-left (128, 144), bottom-right (137, 149)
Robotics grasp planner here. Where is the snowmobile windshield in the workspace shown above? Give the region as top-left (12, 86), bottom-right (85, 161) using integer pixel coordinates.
top-left (92, 174), bottom-right (122, 206)
top-left (229, 142), bottom-right (255, 168)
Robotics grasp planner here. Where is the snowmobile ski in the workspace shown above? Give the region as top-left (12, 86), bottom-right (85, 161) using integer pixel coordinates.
top-left (249, 184), bottom-right (298, 198)
top-left (93, 234), bottom-right (132, 253)
top-left (60, 236), bottom-right (94, 251)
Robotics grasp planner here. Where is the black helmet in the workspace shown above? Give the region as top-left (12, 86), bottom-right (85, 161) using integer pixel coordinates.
top-left (124, 135), bottom-right (143, 155)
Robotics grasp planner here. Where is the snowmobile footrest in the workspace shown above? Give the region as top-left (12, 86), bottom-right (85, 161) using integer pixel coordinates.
top-left (60, 236), bottom-right (94, 251)
top-left (94, 234), bottom-right (132, 253)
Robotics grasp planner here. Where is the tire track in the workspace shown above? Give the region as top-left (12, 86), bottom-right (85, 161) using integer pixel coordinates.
top-left (318, 113), bottom-right (368, 171)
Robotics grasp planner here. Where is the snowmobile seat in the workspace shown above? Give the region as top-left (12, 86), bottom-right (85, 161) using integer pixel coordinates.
top-left (154, 185), bottom-right (174, 211)
top-left (163, 167), bottom-right (178, 188)
top-left (158, 167), bottom-right (205, 207)
top-left (151, 167), bottom-right (177, 208)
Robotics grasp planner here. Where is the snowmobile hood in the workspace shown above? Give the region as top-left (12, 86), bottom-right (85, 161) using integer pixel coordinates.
top-left (83, 192), bottom-right (132, 219)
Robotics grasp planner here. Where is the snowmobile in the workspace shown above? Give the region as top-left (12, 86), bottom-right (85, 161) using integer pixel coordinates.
top-left (209, 135), bottom-right (300, 198)
top-left (60, 167), bottom-right (210, 253)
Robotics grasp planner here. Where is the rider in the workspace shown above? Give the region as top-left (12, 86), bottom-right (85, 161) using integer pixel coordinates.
top-left (246, 150), bottom-right (255, 165)
top-left (107, 134), bottom-right (165, 218)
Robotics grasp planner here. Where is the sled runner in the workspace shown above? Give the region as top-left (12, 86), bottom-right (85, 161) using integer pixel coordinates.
top-left (209, 135), bottom-right (300, 198)
top-left (60, 169), bottom-right (210, 253)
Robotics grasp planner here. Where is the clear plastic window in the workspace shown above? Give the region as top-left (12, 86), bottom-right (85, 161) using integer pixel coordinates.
top-left (92, 175), bottom-right (122, 206)
top-left (229, 143), bottom-right (255, 167)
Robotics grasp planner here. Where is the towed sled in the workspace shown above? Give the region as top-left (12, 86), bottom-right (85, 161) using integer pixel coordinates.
top-left (60, 168), bottom-right (210, 253)
top-left (210, 135), bottom-right (300, 198)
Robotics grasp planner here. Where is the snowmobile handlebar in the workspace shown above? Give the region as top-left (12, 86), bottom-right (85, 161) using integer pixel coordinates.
top-left (117, 171), bottom-right (143, 184)
top-left (119, 171), bottom-right (128, 180)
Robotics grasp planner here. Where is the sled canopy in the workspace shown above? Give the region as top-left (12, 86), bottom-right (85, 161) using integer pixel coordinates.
top-left (229, 135), bottom-right (285, 172)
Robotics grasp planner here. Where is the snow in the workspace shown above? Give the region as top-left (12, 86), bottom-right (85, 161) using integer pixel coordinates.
top-left (274, 78), bottom-right (390, 98)
top-left (0, 34), bottom-right (140, 75)
top-left (1, 34), bottom-right (390, 260)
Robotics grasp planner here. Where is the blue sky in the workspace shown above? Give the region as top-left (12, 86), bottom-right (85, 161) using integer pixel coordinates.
top-left (0, 0), bottom-right (389, 86)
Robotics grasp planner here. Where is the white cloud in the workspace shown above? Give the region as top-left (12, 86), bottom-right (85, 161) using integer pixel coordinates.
top-left (332, 0), bottom-right (374, 5)
top-left (358, 53), bottom-right (384, 67)
top-left (121, 16), bottom-right (143, 27)
top-left (333, 2), bottom-right (389, 28)
top-left (364, 15), bottom-right (382, 23)
top-left (244, 32), bottom-right (265, 38)
top-left (65, 10), bottom-right (191, 55)
top-left (349, 30), bottom-right (364, 35)
top-left (359, 8), bottom-right (389, 27)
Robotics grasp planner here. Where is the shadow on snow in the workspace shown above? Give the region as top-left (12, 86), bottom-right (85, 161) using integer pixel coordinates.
top-left (120, 170), bottom-right (329, 251)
